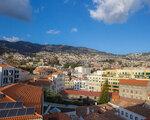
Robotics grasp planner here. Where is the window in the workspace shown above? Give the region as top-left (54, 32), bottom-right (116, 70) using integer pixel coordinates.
top-left (135, 117), bottom-right (138, 120)
top-left (125, 112), bottom-right (128, 117)
top-left (130, 115), bottom-right (133, 119)
top-left (121, 111), bottom-right (124, 115)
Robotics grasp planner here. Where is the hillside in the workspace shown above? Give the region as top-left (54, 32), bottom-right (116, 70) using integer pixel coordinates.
top-left (0, 40), bottom-right (113, 55)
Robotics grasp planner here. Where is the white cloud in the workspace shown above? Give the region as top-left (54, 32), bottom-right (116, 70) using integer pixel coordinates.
top-left (71, 28), bottom-right (78, 32)
top-left (90, 0), bottom-right (149, 24)
top-left (46, 29), bottom-right (61, 35)
top-left (2, 36), bottom-right (20, 42)
top-left (0, 0), bottom-right (32, 20)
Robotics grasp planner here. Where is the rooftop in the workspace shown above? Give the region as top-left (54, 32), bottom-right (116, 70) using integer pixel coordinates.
top-left (111, 97), bottom-right (150, 118)
top-left (119, 79), bottom-right (150, 86)
top-left (0, 83), bottom-right (43, 115)
top-left (63, 90), bottom-right (100, 97)
top-left (76, 105), bottom-right (123, 120)
top-left (0, 64), bottom-right (12, 68)
top-left (44, 113), bottom-right (71, 120)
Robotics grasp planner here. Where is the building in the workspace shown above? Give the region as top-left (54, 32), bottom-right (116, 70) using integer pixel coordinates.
top-left (0, 83), bottom-right (44, 115)
top-left (0, 84), bottom-right (43, 120)
top-left (86, 70), bottom-right (104, 92)
top-left (110, 98), bottom-right (150, 120)
top-left (44, 113), bottom-right (71, 120)
top-left (51, 73), bottom-right (65, 93)
top-left (63, 90), bottom-right (100, 101)
top-left (0, 64), bottom-right (20, 86)
top-left (76, 105), bottom-right (122, 120)
top-left (72, 66), bottom-right (91, 78)
top-left (108, 78), bottom-right (150, 120)
top-left (119, 79), bottom-right (150, 101)
top-left (30, 70), bottom-right (65, 93)
top-left (86, 68), bottom-right (150, 92)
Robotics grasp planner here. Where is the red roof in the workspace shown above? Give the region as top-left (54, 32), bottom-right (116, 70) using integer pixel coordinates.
top-left (0, 113), bottom-right (42, 120)
top-left (111, 92), bottom-right (120, 101)
top-left (0, 83), bottom-right (43, 115)
top-left (0, 64), bottom-right (11, 68)
top-left (44, 113), bottom-right (71, 120)
top-left (63, 90), bottom-right (100, 97)
top-left (119, 79), bottom-right (149, 86)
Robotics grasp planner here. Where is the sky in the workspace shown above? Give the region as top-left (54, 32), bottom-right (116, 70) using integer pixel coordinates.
top-left (0, 0), bottom-right (150, 54)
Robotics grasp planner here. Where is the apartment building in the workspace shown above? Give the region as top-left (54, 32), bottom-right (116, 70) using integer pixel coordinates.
top-left (119, 79), bottom-right (150, 101)
top-left (72, 66), bottom-right (91, 77)
top-left (86, 70), bottom-right (104, 92)
top-left (0, 64), bottom-right (20, 86)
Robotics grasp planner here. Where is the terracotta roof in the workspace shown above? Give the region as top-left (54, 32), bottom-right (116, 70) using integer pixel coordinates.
top-left (111, 97), bottom-right (145, 108)
top-left (119, 79), bottom-right (149, 86)
top-left (0, 64), bottom-right (11, 68)
top-left (76, 105), bottom-right (122, 120)
top-left (111, 97), bottom-right (150, 117)
top-left (44, 113), bottom-right (71, 120)
top-left (0, 91), bottom-right (16, 103)
top-left (0, 84), bottom-right (43, 115)
top-left (0, 113), bottom-right (42, 120)
top-left (63, 90), bottom-right (100, 97)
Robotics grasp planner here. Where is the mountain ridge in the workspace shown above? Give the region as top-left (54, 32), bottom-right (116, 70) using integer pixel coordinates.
top-left (0, 40), bottom-right (114, 56)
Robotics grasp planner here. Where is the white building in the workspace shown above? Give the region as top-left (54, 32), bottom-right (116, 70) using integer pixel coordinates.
top-left (0, 64), bottom-right (20, 86)
top-left (73, 79), bottom-right (87, 90)
top-left (51, 73), bottom-right (65, 93)
top-left (73, 66), bottom-right (91, 77)
top-left (86, 70), bottom-right (104, 92)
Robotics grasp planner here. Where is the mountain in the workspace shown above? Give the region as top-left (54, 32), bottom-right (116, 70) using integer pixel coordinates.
top-left (0, 40), bottom-right (113, 55)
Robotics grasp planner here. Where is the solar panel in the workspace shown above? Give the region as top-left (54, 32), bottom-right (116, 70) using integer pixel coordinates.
top-left (7, 109), bottom-right (18, 117)
top-left (17, 108), bottom-right (26, 116)
top-left (0, 103), bottom-right (6, 109)
top-left (0, 110), bottom-right (9, 118)
top-left (14, 102), bottom-right (23, 108)
top-left (5, 102), bottom-right (15, 109)
top-left (26, 107), bottom-right (35, 115)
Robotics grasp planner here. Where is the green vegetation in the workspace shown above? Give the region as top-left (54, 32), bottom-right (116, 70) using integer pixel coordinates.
top-left (98, 80), bottom-right (110, 104)
top-left (19, 66), bottom-right (36, 73)
top-left (63, 62), bottom-right (81, 68)
top-left (44, 89), bottom-right (62, 103)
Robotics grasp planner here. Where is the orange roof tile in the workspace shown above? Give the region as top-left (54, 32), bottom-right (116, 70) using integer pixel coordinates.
top-left (0, 91), bottom-right (16, 103)
top-left (0, 64), bottom-right (11, 68)
top-left (44, 113), bottom-right (71, 120)
top-left (1, 84), bottom-right (43, 115)
top-left (119, 79), bottom-right (149, 86)
top-left (0, 113), bottom-right (42, 120)
top-left (63, 90), bottom-right (100, 97)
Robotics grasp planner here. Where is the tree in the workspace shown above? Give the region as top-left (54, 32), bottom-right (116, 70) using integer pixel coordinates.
top-left (98, 80), bottom-right (110, 104)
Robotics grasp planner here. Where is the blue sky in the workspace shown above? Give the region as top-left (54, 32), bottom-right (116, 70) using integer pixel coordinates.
top-left (0, 0), bottom-right (150, 54)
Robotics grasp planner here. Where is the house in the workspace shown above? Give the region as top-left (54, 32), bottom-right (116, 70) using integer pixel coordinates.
top-left (110, 97), bottom-right (150, 120)
top-left (0, 64), bottom-right (20, 86)
top-left (0, 83), bottom-right (44, 115)
top-left (44, 113), bottom-right (71, 120)
top-left (0, 84), bottom-right (43, 120)
top-left (119, 79), bottom-right (150, 101)
top-left (76, 105), bottom-right (122, 120)
top-left (63, 90), bottom-right (100, 100)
